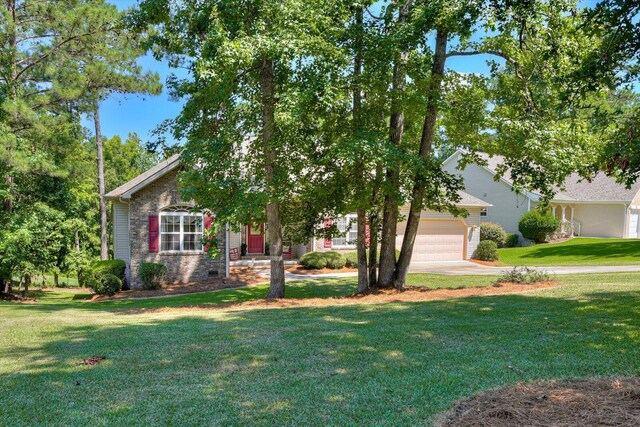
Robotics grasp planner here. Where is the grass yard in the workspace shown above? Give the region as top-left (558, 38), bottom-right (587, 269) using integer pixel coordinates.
top-left (498, 237), bottom-right (640, 266)
top-left (2, 272), bottom-right (640, 425)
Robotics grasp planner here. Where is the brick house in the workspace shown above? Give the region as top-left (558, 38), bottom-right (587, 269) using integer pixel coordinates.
top-left (107, 154), bottom-right (490, 289)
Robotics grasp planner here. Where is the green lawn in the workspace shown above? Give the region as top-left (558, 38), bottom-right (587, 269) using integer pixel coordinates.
top-left (498, 237), bottom-right (640, 266)
top-left (2, 272), bottom-right (640, 425)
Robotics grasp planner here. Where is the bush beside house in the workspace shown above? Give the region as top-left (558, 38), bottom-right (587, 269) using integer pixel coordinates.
top-left (474, 240), bottom-right (499, 261)
top-left (300, 251), bottom-right (347, 269)
top-left (519, 209), bottom-right (560, 243)
top-left (505, 233), bottom-right (520, 248)
top-left (139, 262), bottom-right (167, 290)
top-left (480, 223), bottom-right (507, 247)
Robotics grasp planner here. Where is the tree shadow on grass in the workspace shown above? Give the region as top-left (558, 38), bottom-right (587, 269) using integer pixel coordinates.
top-left (2, 288), bottom-right (640, 425)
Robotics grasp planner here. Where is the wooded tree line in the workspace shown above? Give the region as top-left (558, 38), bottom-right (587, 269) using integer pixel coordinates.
top-left (135, 0), bottom-right (638, 298)
top-left (0, 0), bottom-right (161, 293)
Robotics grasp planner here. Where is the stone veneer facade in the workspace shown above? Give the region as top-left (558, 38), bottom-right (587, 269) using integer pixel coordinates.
top-left (128, 169), bottom-right (225, 289)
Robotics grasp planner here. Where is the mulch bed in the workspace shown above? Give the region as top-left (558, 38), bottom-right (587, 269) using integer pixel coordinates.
top-left (0, 292), bottom-right (38, 303)
top-left (436, 377), bottom-right (640, 426)
top-left (115, 280), bottom-right (562, 314)
top-left (469, 259), bottom-right (504, 267)
top-left (91, 268), bottom-right (267, 301)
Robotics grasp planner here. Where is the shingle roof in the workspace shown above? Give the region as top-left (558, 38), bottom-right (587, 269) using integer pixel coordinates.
top-left (105, 153), bottom-right (181, 200)
top-left (552, 173), bottom-right (640, 202)
top-left (105, 152), bottom-right (492, 208)
top-left (457, 191), bottom-right (492, 207)
top-left (470, 151), bottom-right (640, 203)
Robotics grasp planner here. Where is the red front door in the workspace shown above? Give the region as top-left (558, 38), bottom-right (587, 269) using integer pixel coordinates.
top-left (247, 224), bottom-right (265, 254)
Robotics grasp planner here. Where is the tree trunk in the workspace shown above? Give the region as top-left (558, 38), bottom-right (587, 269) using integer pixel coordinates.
top-left (378, 61), bottom-right (407, 286)
top-left (1, 278), bottom-right (11, 295)
top-left (353, 6), bottom-right (368, 293)
top-left (377, 1), bottom-right (411, 288)
top-left (4, 0), bottom-right (16, 214)
top-left (23, 275), bottom-right (30, 295)
top-left (394, 30), bottom-right (448, 289)
top-left (94, 107), bottom-right (108, 260)
top-left (261, 58), bottom-right (285, 299)
top-left (368, 211), bottom-right (380, 286)
top-left (54, 272), bottom-right (59, 288)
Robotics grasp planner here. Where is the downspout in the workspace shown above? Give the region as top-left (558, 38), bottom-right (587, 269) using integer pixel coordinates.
top-left (623, 204), bottom-right (628, 239)
top-left (225, 223), bottom-right (230, 278)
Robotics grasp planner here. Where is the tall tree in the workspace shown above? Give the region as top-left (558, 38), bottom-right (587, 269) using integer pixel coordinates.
top-left (133, 0), bottom-right (343, 298)
top-left (65, 8), bottom-right (161, 260)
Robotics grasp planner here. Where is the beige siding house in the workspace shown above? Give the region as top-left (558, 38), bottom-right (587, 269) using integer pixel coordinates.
top-left (443, 149), bottom-right (640, 239)
top-left (314, 193), bottom-right (490, 262)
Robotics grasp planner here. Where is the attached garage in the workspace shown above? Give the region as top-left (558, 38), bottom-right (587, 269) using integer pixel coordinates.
top-left (397, 220), bottom-right (467, 262)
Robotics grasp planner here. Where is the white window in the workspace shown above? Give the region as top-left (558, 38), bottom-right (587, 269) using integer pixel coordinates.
top-left (160, 206), bottom-right (204, 252)
top-left (332, 214), bottom-right (358, 248)
top-left (480, 208), bottom-right (488, 217)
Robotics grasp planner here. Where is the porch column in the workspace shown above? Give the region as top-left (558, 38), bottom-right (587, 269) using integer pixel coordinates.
top-left (570, 206), bottom-right (574, 236)
top-left (561, 205), bottom-right (566, 222)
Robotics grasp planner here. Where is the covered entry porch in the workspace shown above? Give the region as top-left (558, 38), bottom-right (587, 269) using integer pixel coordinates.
top-left (550, 204), bottom-right (581, 238)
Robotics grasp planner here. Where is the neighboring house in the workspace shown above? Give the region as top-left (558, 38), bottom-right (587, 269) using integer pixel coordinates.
top-left (107, 155), bottom-right (491, 288)
top-left (443, 149), bottom-right (640, 239)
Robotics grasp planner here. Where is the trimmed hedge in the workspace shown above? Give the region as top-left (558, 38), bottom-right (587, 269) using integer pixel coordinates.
top-left (300, 251), bottom-right (347, 269)
top-left (300, 252), bottom-right (327, 269)
top-left (92, 274), bottom-right (122, 296)
top-left (344, 249), bottom-right (400, 268)
top-left (519, 209), bottom-right (560, 243)
top-left (139, 262), bottom-right (167, 290)
top-left (344, 252), bottom-right (358, 268)
top-left (474, 240), bottom-right (499, 261)
top-left (505, 233), bottom-right (520, 248)
top-left (324, 252), bottom-right (346, 269)
top-left (480, 222), bottom-right (507, 247)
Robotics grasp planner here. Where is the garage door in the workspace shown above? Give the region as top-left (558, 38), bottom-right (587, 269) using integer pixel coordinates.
top-left (397, 220), bottom-right (466, 262)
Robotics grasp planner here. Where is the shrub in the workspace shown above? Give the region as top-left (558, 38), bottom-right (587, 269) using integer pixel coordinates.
top-left (496, 266), bottom-right (551, 285)
top-left (139, 262), bottom-right (167, 290)
top-left (474, 240), bottom-right (499, 261)
top-left (91, 260), bottom-right (127, 287)
top-left (518, 209), bottom-right (560, 243)
top-left (92, 273), bottom-right (122, 296)
top-left (300, 252), bottom-right (327, 269)
top-left (480, 222), bottom-right (507, 247)
top-left (505, 233), bottom-right (520, 248)
top-left (341, 249), bottom-right (400, 268)
top-left (324, 251), bottom-right (346, 269)
top-left (344, 252), bottom-right (358, 268)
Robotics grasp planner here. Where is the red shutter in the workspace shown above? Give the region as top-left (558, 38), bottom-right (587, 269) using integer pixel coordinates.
top-left (365, 223), bottom-right (370, 248)
top-left (148, 215), bottom-right (159, 253)
top-left (204, 215), bottom-right (214, 252)
top-left (324, 217), bottom-right (332, 248)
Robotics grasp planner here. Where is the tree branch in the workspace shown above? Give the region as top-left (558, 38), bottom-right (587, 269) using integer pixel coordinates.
top-left (445, 50), bottom-right (518, 67)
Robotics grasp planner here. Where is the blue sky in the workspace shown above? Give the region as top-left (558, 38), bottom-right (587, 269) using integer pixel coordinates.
top-left (94, 0), bottom-right (602, 147)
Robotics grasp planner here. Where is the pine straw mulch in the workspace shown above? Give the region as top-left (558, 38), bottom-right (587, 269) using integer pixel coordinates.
top-left (436, 377), bottom-right (640, 427)
top-left (78, 356), bottom-right (106, 366)
top-left (469, 259), bottom-right (504, 267)
top-left (115, 280), bottom-right (562, 314)
top-left (0, 291), bottom-right (40, 303)
top-left (90, 268), bottom-right (267, 301)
